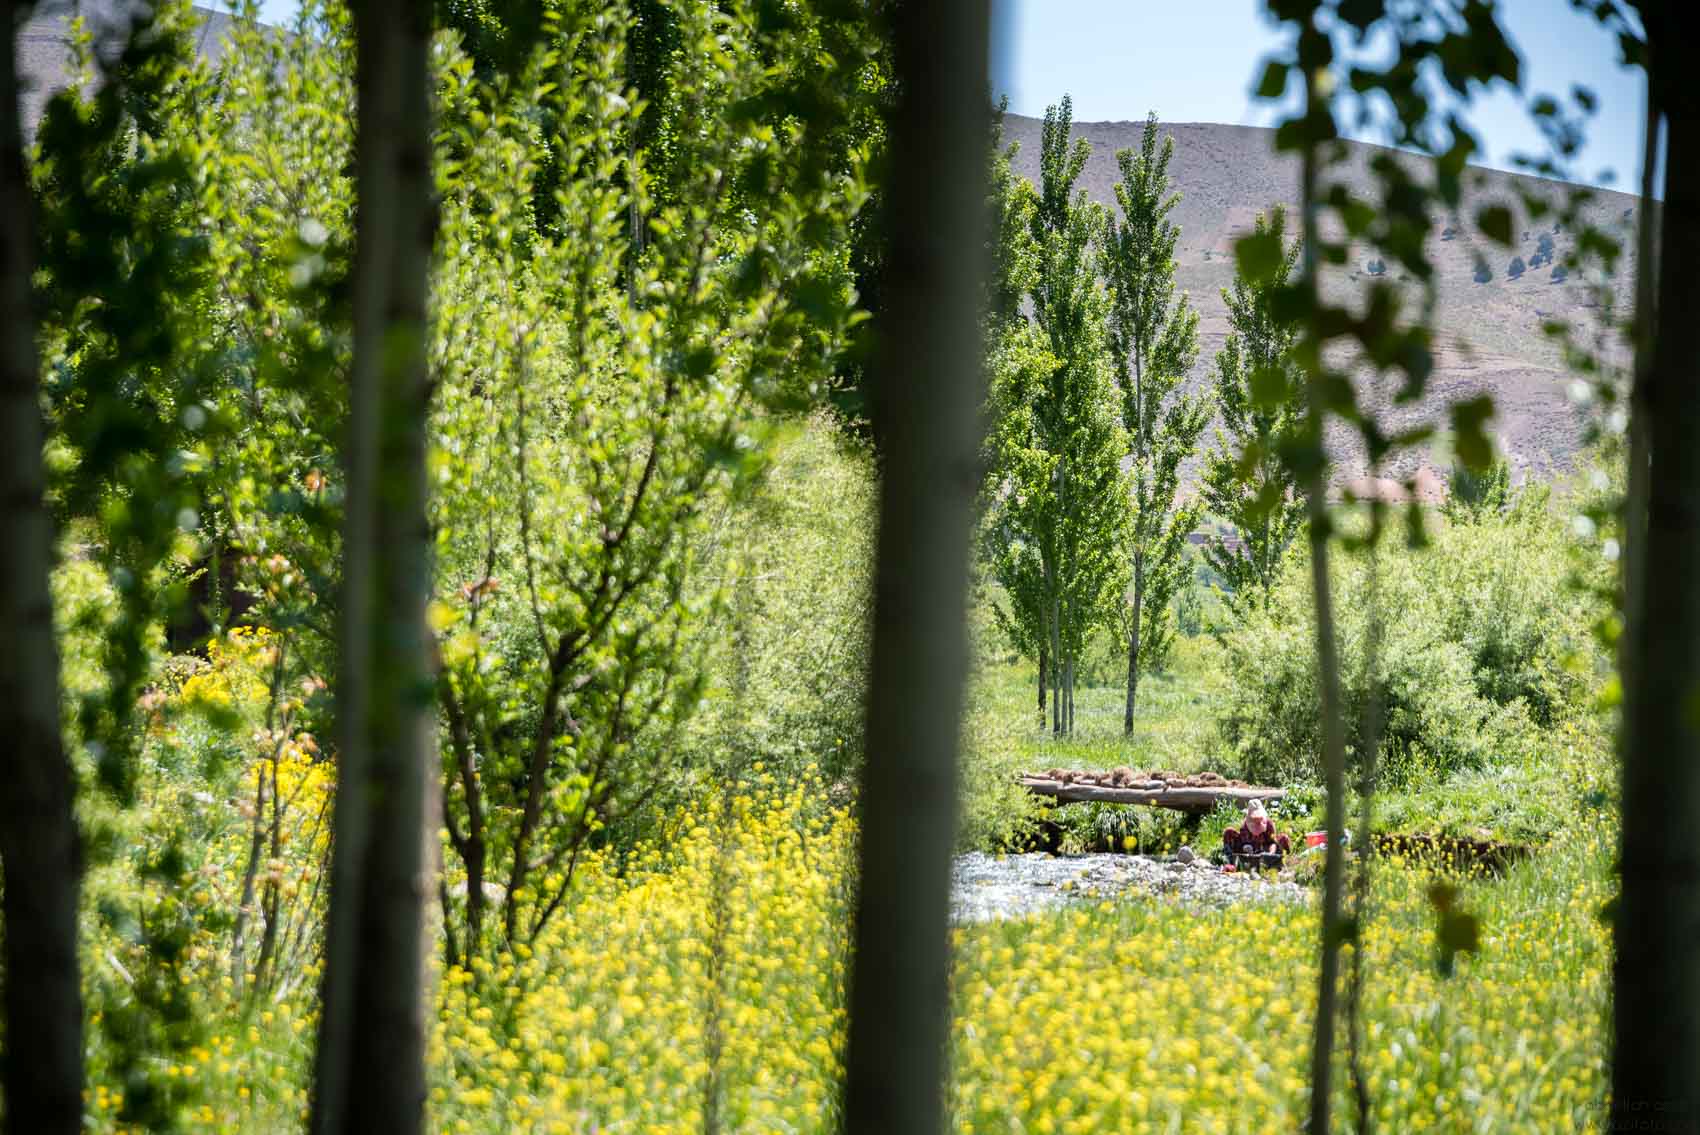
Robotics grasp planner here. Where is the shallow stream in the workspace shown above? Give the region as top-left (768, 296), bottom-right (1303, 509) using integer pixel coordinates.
top-left (949, 850), bottom-right (1310, 923)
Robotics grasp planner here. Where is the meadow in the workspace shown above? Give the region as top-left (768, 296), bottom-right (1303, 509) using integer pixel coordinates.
top-left (81, 770), bottom-right (1610, 1134)
top-left (72, 598), bottom-right (1614, 1133)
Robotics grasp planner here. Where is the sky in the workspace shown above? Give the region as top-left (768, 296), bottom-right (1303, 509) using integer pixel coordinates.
top-left (252, 0), bottom-right (1651, 192)
top-left (989, 0), bottom-right (1650, 192)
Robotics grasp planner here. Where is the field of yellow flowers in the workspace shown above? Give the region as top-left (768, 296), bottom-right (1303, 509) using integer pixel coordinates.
top-left (427, 784), bottom-right (1609, 1134)
top-left (78, 631), bottom-right (1610, 1133)
top-left (86, 784), bottom-right (1607, 1133)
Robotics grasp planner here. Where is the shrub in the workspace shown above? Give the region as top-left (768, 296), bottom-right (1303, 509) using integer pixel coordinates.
top-left (681, 417), bottom-right (876, 789)
top-left (1474, 257), bottom-right (1493, 283)
top-left (1217, 493), bottom-right (1597, 787)
top-left (1507, 255), bottom-right (1526, 279)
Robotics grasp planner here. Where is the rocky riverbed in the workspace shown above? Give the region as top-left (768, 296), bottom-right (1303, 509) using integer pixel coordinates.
top-left (950, 850), bottom-right (1310, 923)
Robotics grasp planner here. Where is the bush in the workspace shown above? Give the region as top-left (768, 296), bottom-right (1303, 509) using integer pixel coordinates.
top-left (1507, 255), bottom-right (1526, 279)
top-left (1216, 493), bottom-right (1597, 787)
top-left (681, 417), bottom-right (876, 789)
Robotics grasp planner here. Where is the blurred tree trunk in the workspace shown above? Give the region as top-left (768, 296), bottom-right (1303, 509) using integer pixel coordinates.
top-left (311, 2), bottom-right (437, 1133)
top-left (841, 0), bottom-right (989, 1129)
top-left (1296, 50), bottom-right (1349, 1135)
top-left (0, 3), bottom-right (84, 1131)
top-left (1615, 7), bottom-right (1700, 1123)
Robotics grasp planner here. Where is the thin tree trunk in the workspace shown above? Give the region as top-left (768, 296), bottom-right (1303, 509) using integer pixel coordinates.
top-left (1050, 591), bottom-right (1062, 736)
top-left (1614, 16), bottom-right (1700, 1122)
top-left (1037, 641), bottom-right (1047, 722)
top-left (311, 3), bottom-right (437, 1133)
top-left (1124, 548), bottom-right (1144, 734)
top-left (1345, 514), bottom-right (1387, 1135)
top-left (0, 2), bottom-right (84, 1128)
top-left (1065, 655), bottom-right (1074, 735)
top-left (231, 763), bottom-right (270, 982)
top-left (841, 0), bottom-right (989, 1128)
top-left (1298, 54), bottom-right (1350, 1135)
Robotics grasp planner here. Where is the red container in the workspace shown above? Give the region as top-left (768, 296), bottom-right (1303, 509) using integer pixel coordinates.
top-left (1305, 831), bottom-right (1328, 848)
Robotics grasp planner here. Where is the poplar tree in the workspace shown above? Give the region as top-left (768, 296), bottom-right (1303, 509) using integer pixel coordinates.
top-left (1201, 207), bottom-right (1306, 620)
top-left (986, 95), bottom-right (1125, 736)
top-left (1103, 113), bottom-right (1205, 733)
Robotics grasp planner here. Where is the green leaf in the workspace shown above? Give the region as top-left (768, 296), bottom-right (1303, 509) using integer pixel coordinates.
top-left (1476, 204), bottom-right (1514, 246)
top-left (1235, 228), bottom-right (1284, 286)
top-left (1255, 61), bottom-right (1290, 100)
top-left (1249, 364), bottom-right (1287, 408)
top-left (1451, 395), bottom-right (1496, 470)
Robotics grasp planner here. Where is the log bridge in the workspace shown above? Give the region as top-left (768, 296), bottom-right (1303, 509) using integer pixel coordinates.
top-left (1018, 774), bottom-right (1286, 814)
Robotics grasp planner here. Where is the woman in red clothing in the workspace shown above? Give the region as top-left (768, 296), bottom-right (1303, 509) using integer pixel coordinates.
top-left (1222, 799), bottom-right (1291, 859)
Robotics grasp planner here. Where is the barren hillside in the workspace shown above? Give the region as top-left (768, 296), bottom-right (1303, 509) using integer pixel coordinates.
top-left (1002, 115), bottom-right (1642, 485)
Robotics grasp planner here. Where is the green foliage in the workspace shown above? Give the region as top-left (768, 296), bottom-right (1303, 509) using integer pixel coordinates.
top-left (681, 418), bottom-right (876, 790)
top-left (981, 95), bottom-right (1129, 729)
top-left (33, 1), bottom-right (229, 804)
top-left (1101, 113), bottom-right (1206, 693)
top-left (1201, 208), bottom-right (1306, 621)
top-left (1217, 498), bottom-right (1599, 788)
top-left (1443, 456), bottom-right (1511, 523)
top-left (424, 0), bottom-right (871, 955)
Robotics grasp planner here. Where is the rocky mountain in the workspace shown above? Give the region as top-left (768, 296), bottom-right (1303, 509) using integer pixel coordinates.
top-left (1001, 114), bottom-right (1642, 486)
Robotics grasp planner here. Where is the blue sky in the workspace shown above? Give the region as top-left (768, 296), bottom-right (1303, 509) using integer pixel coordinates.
top-left (989, 0), bottom-right (1649, 192)
top-left (253, 0), bottom-right (1649, 192)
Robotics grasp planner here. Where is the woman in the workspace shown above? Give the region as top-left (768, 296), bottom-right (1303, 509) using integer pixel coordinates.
top-left (1222, 799), bottom-right (1291, 861)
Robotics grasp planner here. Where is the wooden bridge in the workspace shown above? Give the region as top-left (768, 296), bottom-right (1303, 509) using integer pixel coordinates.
top-left (1018, 772), bottom-right (1286, 814)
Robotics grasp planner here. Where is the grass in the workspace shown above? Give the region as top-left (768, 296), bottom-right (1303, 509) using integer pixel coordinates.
top-left (977, 634), bottom-right (1231, 777)
top-left (77, 627), bottom-right (1614, 1133)
top-left (963, 631), bottom-right (1609, 854)
top-left (418, 788), bottom-right (1609, 1133)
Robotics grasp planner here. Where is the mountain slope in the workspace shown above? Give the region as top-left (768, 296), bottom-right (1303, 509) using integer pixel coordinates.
top-left (1002, 114), bottom-right (1641, 484)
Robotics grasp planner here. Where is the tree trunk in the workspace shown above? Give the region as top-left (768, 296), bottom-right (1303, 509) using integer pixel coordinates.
top-left (1037, 641), bottom-right (1047, 722)
top-left (311, 3), bottom-right (438, 1133)
top-left (1065, 655), bottom-right (1074, 735)
top-left (841, 0), bottom-right (989, 1128)
top-left (0, 3), bottom-right (84, 1128)
top-left (1050, 592), bottom-right (1062, 736)
top-left (1124, 548), bottom-right (1144, 734)
top-left (1614, 17), bottom-right (1700, 1123)
top-left (1297, 54), bottom-right (1350, 1135)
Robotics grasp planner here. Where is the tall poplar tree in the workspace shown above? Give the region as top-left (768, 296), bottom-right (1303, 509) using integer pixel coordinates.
top-left (986, 95), bottom-right (1125, 736)
top-left (1103, 113), bottom-right (1205, 733)
top-left (1201, 207), bottom-right (1306, 620)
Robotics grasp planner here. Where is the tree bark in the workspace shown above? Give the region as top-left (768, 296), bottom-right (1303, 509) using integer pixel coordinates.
top-left (1065, 654), bottom-right (1074, 735)
top-left (1123, 548), bottom-right (1144, 734)
top-left (311, 3), bottom-right (437, 1133)
top-left (1614, 11), bottom-right (1700, 1123)
top-left (0, 2), bottom-right (84, 1129)
top-left (1049, 591), bottom-right (1062, 736)
top-left (1037, 641), bottom-right (1047, 722)
top-left (841, 0), bottom-right (989, 1129)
